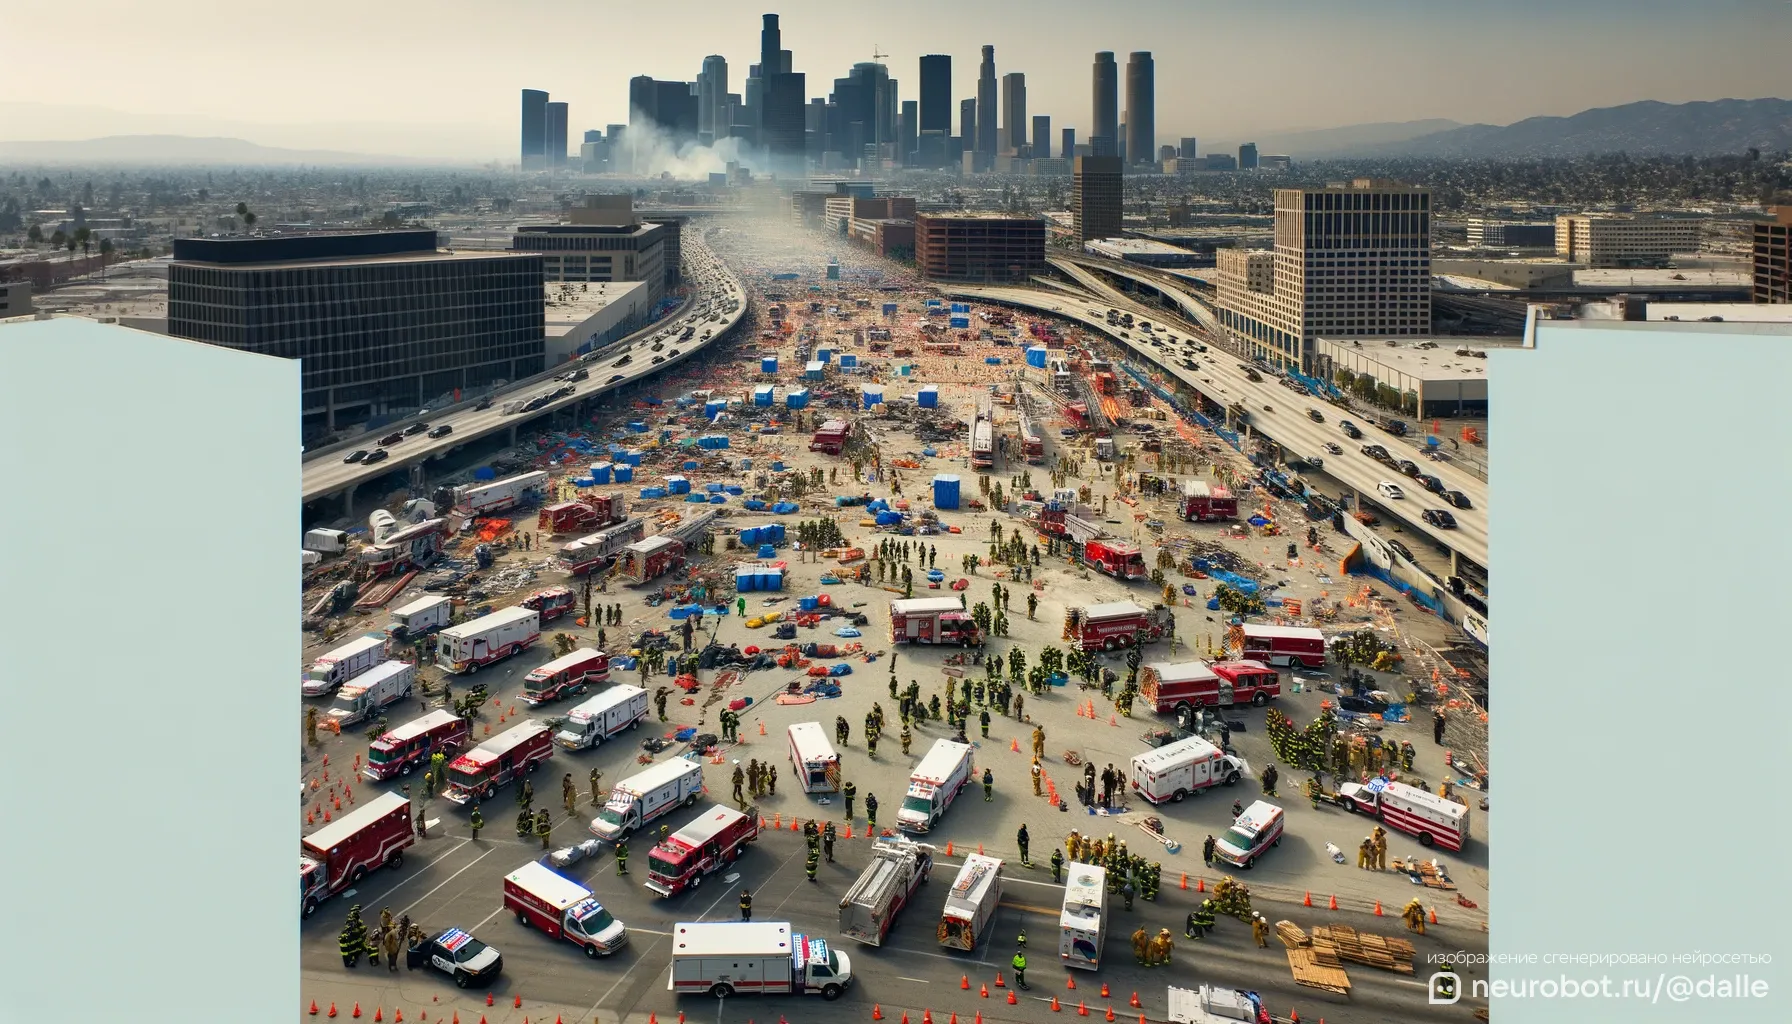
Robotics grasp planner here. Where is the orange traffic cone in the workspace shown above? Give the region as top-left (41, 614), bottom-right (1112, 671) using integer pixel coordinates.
top-left (976, 1014), bottom-right (984, 1024)
top-left (1100, 984), bottom-right (1109, 998)
top-left (962, 976), bottom-right (971, 990)
top-left (846, 824), bottom-right (855, 838)
top-left (1011, 738), bottom-right (1021, 752)
top-left (1179, 872), bottom-right (1187, 889)
top-left (1196, 877), bottom-right (1205, 892)
top-left (945, 841), bottom-right (953, 856)
top-left (1050, 996), bottom-right (1061, 1012)
top-left (1374, 901), bottom-right (1384, 916)
top-left (311, 1000), bottom-right (320, 1016)
top-left (647, 1014), bottom-right (656, 1024)
top-left (873, 1004), bottom-right (884, 1020)
top-left (1129, 992), bottom-right (1141, 1008)
top-left (485, 993), bottom-right (493, 1007)
top-left (759, 720), bottom-right (767, 735)
top-left (922, 1010), bottom-right (933, 1024)
top-left (514, 995), bottom-right (523, 1008)
top-left (995, 972), bottom-right (1005, 987)
top-left (1008, 991), bottom-right (1018, 1005)
top-left (978, 843), bottom-right (984, 855)
top-left (1077, 1001), bottom-right (1088, 1016)
top-left (1303, 891), bottom-right (1313, 907)
top-left (329, 1003), bottom-right (338, 1019)
top-left (395, 1012), bottom-right (403, 1023)
top-left (1067, 976), bottom-right (1076, 990)
top-left (352, 1004), bottom-right (362, 1019)
top-left (373, 1009), bottom-right (383, 1022)
top-left (901, 1013), bottom-right (911, 1024)
top-left (950, 1015), bottom-right (959, 1024)
top-left (1105, 1007), bottom-right (1115, 1022)
top-left (761, 815), bottom-right (769, 828)
top-left (981, 984), bottom-right (989, 998)
top-left (1289, 1012), bottom-right (1299, 1023)
top-left (790, 817), bottom-right (800, 831)
top-left (1429, 908), bottom-right (1438, 924)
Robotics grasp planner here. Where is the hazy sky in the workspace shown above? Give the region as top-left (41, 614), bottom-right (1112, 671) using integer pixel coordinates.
top-left (6, 0), bottom-right (1790, 159)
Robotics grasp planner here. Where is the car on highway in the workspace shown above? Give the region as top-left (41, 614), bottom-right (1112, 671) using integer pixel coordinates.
top-left (1397, 460), bottom-right (1422, 478)
top-left (607, 374), bottom-right (625, 385)
top-left (363, 449), bottom-right (390, 465)
top-left (1441, 490), bottom-right (1473, 509)
top-left (1416, 473), bottom-right (1443, 493)
top-left (378, 432), bottom-right (405, 446)
top-left (1360, 444), bottom-right (1391, 462)
top-left (1339, 420), bottom-right (1363, 439)
top-left (343, 449), bottom-right (369, 464)
top-left (652, 355), bottom-right (665, 364)
top-left (474, 397), bottom-right (493, 411)
top-left (614, 354), bottom-right (632, 367)
top-left (1323, 442), bottom-right (1343, 455)
top-left (1306, 408), bottom-right (1324, 422)
top-left (407, 927), bottom-right (502, 988)
top-left (566, 368), bottom-right (589, 382)
top-left (1377, 480), bottom-right (1406, 500)
top-left (404, 422), bottom-right (429, 436)
top-left (1422, 508), bottom-right (1458, 529)
top-left (428, 425), bottom-right (453, 439)
top-left (1388, 538), bottom-right (1414, 561)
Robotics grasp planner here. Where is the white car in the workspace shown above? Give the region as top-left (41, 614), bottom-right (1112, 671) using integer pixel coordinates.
top-left (1377, 481), bottom-right (1406, 500)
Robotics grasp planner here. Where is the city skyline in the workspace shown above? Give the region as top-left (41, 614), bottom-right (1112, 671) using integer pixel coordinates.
top-left (6, 0), bottom-right (1788, 161)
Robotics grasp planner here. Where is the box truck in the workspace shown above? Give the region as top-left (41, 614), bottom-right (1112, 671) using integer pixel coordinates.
top-left (438, 606), bottom-right (540, 674)
top-left (302, 634), bottom-right (388, 696)
top-left (326, 660), bottom-right (416, 726)
top-left (554, 685), bottom-right (650, 750)
top-left (667, 922), bottom-right (853, 1001)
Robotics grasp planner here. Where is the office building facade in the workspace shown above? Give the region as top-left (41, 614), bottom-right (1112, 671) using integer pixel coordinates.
top-left (168, 231), bottom-right (544, 432)
top-left (1554, 214), bottom-right (1703, 267)
top-left (1090, 52), bottom-right (1118, 157)
top-left (1072, 156), bottom-right (1123, 243)
top-left (1123, 52), bottom-right (1154, 168)
top-left (698, 55), bottom-right (729, 143)
top-left (1465, 219), bottom-right (1555, 248)
top-left (1214, 179), bottom-right (1432, 370)
top-left (918, 54), bottom-right (952, 145)
top-left (1237, 143), bottom-right (1257, 170)
top-left (1062, 128), bottom-right (1076, 159)
top-left (546, 102), bottom-right (569, 167)
top-left (914, 214), bottom-right (1047, 282)
top-left (1756, 207), bottom-right (1791, 304)
top-left (1178, 137), bottom-right (1197, 159)
top-left (1032, 116), bottom-right (1052, 160)
top-left (1001, 73), bottom-right (1027, 156)
top-left (976, 46), bottom-right (999, 170)
top-left (511, 196), bottom-right (673, 304)
top-left (521, 89), bottom-right (549, 169)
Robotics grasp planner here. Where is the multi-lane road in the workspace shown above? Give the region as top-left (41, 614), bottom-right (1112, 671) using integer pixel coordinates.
top-left (301, 238), bottom-right (748, 506)
top-left (937, 282), bottom-right (1490, 571)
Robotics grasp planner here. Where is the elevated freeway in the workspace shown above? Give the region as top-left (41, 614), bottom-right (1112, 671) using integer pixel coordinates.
top-left (938, 282), bottom-right (1489, 573)
top-left (300, 237), bottom-right (747, 507)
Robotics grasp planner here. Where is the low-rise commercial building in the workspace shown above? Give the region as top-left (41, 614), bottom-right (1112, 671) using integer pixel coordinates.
top-left (914, 213), bottom-right (1046, 283)
top-left (510, 195), bottom-right (673, 304)
top-left (1554, 214), bottom-right (1703, 268)
top-left (1084, 237), bottom-right (1203, 267)
top-left (1754, 207), bottom-right (1789, 304)
top-left (543, 280), bottom-right (652, 364)
top-left (1313, 336), bottom-right (1514, 418)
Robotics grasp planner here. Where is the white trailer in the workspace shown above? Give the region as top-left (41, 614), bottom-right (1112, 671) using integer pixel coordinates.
top-left (386, 595), bottom-right (452, 640)
top-left (590, 756), bottom-right (706, 842)
top-left (1129, 735), bottom-right (1247, 805)
top-left (440, 471), bottom-right (550, 516)
top-left (1166, 985), bottom-right (1270, 1024)
top-left (938, 854), bottom-right (1003, 952)
top-left (326, 660), bottom-right (416, 726)
top-left (837, 837), bottom-right (934, 946)
top-left (1059, 864), bottom-right (1108, 971)
top-left (304, 528), bottom-right (350, 554)
top-left (555, 685), bottom-right (650, 750)
top-left (438, 606), bottom-right (539, 674)
top-left (897, 739), bottom-right (974, 833)
top-left (667, 922), bottom-right (853, 1001)
top-left (302, 634), bottom-right (388, 696)
top-left (787, 722), bottom-right (841, 793)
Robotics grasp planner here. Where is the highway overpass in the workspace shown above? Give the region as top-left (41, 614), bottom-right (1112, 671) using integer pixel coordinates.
top-left (937, 282), bottom-right (1489, 573)
top-left (301, 237), bottom-right (747, 507)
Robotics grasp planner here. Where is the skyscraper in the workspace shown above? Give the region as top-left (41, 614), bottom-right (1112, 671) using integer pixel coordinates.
top-left (699, 55), bottom-right (729, 143)
top-left (918, 54), bottom-right (952, 138)
top-left (1032, 116), bottom-right (1051, 159)
top-left (545, 102), bottom-right (569, 167)
top-left (1090, 52), bottom-right (1118, 158)
top-left (743, 68), bottom-right (765, 147)
top-left (760, 13), bottom-right (781, 75)
top-left (1178, 137), bottom-right (1197, 159)
top-left (1061, 127), bottom-right (1076, 159)
top-left (521, 89), bottom-right (549, 169)
top-left (960, 98), bottom-right (977, 150)
top-left (758, 14), bottom-right (805, 164)
top-left (976, 45), bottom-right (998, 171)
top-left (1238, 143), bottom-right (1258, 170)
top-left (1073, 156), bottom-right (1123, 242)
top-left (1000, 73), bottom-right (1027, 156)
top-left (899, 99), bottom-right (918, 166)
top-left (1124, 52), bottom-right (1154, 168)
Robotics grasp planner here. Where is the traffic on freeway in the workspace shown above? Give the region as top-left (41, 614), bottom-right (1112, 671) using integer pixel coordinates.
top-left (942, 283), bottom-right (1489, 570)
top-left (301, 239), bottom-right (746, 504)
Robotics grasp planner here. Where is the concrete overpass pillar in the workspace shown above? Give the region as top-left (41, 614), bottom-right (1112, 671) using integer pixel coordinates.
top-left (508, 424), bottom-right (518, 447)
top-left (343, 481), bottom-right (357, 515)
top-left (1450, 548), bottom-right (1460, 577)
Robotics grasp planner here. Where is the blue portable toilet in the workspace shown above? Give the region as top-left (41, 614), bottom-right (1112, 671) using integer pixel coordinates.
top-left (862, 385), bottom-right (884, 409)
top-left (950, 302), bottom-right (969, 313)
top-left (589, 462), bottom-right (613, 484)
top-left (665, 475), bottom-right (691, 494)
top-left (706, 482), bottom-right (725, 493)
top-left (839, 353), bottom-right (858, 369)
top-left (613, 464), bottom-right (634, 483)
top-left (757, 543), bottom-right (777, 559)
top-left (623, 449), bottom-right (644, 466)
top-left (761, 354), bottom-right (779, 373)
top-left (926, 298), bottom-right (942, 308)
top-left (917, 385), bottom-right (938, 409)
top-left (933, 474), bottom-right (961, 510)
top-left (949, 316), bottom-right (970, 329)
top-left (754, 385), bottom-right (774, 407)
top-left (1026, 345), bottom-right (1049, 368)
top-left (804, 361), bottom-right (824, 382)
top-left (882, 302), bottom-right (898, 316)
top-left (816, 347), bottom-right (833, 364)
top-left (787, 387), bottom-right (811, 408)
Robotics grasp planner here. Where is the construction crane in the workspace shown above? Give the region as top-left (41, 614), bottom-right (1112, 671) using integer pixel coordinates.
top-left (871, 44), bottom-right (889, 60)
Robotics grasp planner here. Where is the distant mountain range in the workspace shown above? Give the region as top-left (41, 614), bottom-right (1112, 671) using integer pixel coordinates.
top-left (1356, 98), bottom-right (1792, 159)
top-left (1206, 120), bottom-right (1465, 160)
top-left (0, 134), bottom-right (439, 166)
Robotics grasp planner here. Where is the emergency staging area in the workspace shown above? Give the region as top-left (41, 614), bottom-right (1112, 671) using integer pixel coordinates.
top-left (298, 220), bottom-right (1490, 1024)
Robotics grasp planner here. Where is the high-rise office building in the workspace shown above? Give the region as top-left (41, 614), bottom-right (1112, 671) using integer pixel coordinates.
top-left (899, 99), bottom-right (918, 166)
top-left (976, 45), bottom-right (998, 170)
top-left (1754, 207), bottom-right (1790, 304)
top-left (630, 77), bottom-right (700, 144)
top-left (1178, 137), bottom-right (1197, 159)
top-left (1032, 116), bottom-right (1052, 159)
top-left (1090, 52), bottom-right (1118, 158)
top-left (699, 55), bottom-right (729, 142)
top-left (1000, 73), bottom-right (1027, 156)
top-left (169, 231), bottom-right (544, 432)
top-left (583, 129), bottom-right (603, 145)
top-left (1238, 143), bottom-right (1258, 170)
top-left (1124, 52), bottom-right (1154, 168)
top-left (1061, 128), bottom-right (1076, 160)
top-left (756, 14), bottom-right (805, 163)
top-left (760, 13), bottom-right (780, 74)
top-left (960, 98), bottom-right (977, 144)
top-left (918, 54), bottom-right (952, 142)
top-left (743, 68), bottom-right (765, 146)
top-left (521, 89), bottom-right (549, 169)
top-left (545, 102), bottom-right (569, 167)
top-left (1116, 123), bottom-right (1125, 164)
top-left (1072, 155), bottom-right (1123, 243)
top-left (1214, 178), bottom-right (1432, 370)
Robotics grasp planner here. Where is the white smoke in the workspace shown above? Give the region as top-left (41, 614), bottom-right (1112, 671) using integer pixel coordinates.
top-left (619, 111), bottom-right (804, 180)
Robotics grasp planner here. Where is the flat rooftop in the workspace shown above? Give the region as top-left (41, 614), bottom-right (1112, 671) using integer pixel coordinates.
top-left (1571, 267), bottom-right (1749, 290)
top-left (1646, 302), bottom-right (1792, 323)
top-left (1318, 335), bottom-right (1524, 383)
top-left (544, 280), bottom-right (648, 337)
top-left (1086, 237), bottom-right (1196, 255)
top-left (171, 248), bottom-right (533, 271)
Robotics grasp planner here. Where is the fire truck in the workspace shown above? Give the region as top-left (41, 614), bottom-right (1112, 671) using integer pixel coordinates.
top-left (1239, 624), bottom-right (1326, 669)
top-left (644, 805), bottom-right (762, 898)
top-left (838, 837), bottom-right (935, 946)
top-left (617, 511), bottom-right (717, 586)
top-left (520, 586), bottom-right (577, 623)
top-left (521, 647), bottom-right (610, 707)
top-left (810, 419), bottom-right (851, 455)
top-left (1065, 601), bottom-right (1176, 652)
top-left (539, 493), bottom-right (628, 535)
top-left (888, 597), bottom-right (984, 646)
top-left (969, 406), bottom-right (994, 470)
top-left (357, 518), bottom-right (447, 579)
top-left (443, 720), bottom-right (555, 805)
top-left (437, 606), bottom-right (540, 674)
top-left (363, 709), bottom-right (471, 781)
top-left (1139, 660), bottom-right (1282, 729)
top-left (561, 517), bottom-right (648, 577)
top-left (1081, 538), bottom-right (1148, 580)
top-left (1017, 398), bottom-right (1045, 465)
top-left (1179, 481), bottom-right (1238, 523)
top-left (433, 472), bottom-right (549, 517)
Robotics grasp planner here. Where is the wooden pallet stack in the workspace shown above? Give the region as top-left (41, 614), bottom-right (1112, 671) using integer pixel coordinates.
top-left (1274, 921), bottom-right (1309, 950)
top-left (1311, 925), bottom-right (1417, 974)
top-left (1391, 857), bottom-right (1458, 891)
top-left (1276, 921), bottom-right (1351, 995)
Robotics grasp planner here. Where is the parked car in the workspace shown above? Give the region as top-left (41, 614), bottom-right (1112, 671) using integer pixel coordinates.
top-left (1422, 508), bottom-right (1458, 529)
top-left (428, 425), bottom-right (453, 439)
top-left (343, 449), bottom-right (368, 464)
top-left (408, 927), bottom-right (502, 988)
top-left (1377, 480), bottom-right (1406, 500)
top-left (1441, 490), bottom-right (1472, 509)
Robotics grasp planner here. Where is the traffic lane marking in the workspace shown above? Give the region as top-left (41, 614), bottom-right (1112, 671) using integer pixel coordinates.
top-left (396, 846), bottom-right (494, 917)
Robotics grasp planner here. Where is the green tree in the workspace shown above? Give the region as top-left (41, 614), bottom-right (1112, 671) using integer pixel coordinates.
top-left (26, 223), bottom-right (42, 244)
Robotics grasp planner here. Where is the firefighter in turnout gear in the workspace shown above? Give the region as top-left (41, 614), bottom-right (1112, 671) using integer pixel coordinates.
top-left (982, 767), bottom-right (994, 801)
top-left (1307, 776), bottom-right (1324, 810)
top-left (1031, 758), bottom-right (1043, 795)
top-left (614, 838), bottom-right (629, 875)
top-left (515, 809), bottom-right (532, 839)
top-left (339, 906), bottom-right (366, 968)
top-left (1132, 926), bottom-right (1150, 965)
top-left (739, 889), bottom-right (753, 921)
top-left (468, 804), bottom-right (483, 839)
top-left (1016, 824), bottom-right (1031, 866)
top-left (1050, 847), bottom-right (1064, 882)
top-left (806, 848), bottom-right (820, 882)
top-left (901, 725), bottom-right (912, 754)
top-left (1149, 929), bottom-right (1175, 967)
top-left (1251, 913), bottom-right (1270, 947)
top-left (534, 809), bottom-right (551, 849)
top-left (822, 820), bottom-right (837, 862)
top-left (865, 793), bottom-right (879, 832)
top-left (562, 773), bottom-right (576, 814)
top-left (843, 781), bottom-right (857, 820)
top-left (1403, 898), bottom-right (1427, 935)
top-left (589, 768), bottom-right (603, 806)
top-left (518, 777), bottom-right (534, 811)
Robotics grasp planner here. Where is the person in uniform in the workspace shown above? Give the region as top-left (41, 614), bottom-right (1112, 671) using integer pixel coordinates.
top-left (1121, 878), bottom-right (1135, 911)
top-left (589, 768), bottom-right (604, 806)
top-left (1251, 913), bottom-right (1269, 947)
top-left (469, 804), bottom-right (483, 840)
top-left (339, 906), bottom-right (365, 968)
top-left (614, 838), bottom-right (629, 875)
top-left (982, 767), bottom-right (995, 801)
top-left (382, 923), bottom-right (402, 972)
top-left (739, 888), bottom-right (753, 921)
top-left (562, 773), bottom-right (576, 814)
top-left (518, 778), bottom-right (534, 811)
top-left (732, 764), bottom-right (746, 804)
top-left (1050, 847), bottom-right (1064, 883)
top-left (365, 925), bottom-right (382, 967)
top-left (1011, 950), bottom-right (1028, 989)
top-left (1066, 830), bottom-right (1081, 862)
top-left (1031, 726), bottom-right (1046, 760)
top-left (1016, 824), bottom-right (1030, 866)
top-left (535, 809), bottom-right (552, 849)
top-left (1403, 898), bottom-right (1427, 934)
top-left (843, 781), bottom-right (857, 820)
top-left (1031, 759), bottom-right (1043, 796)
top-left (1262, 763), bottom-right (1279, 797)
top-left (865, 793), bottom-right (879, 832)
top-left (515, 809), bottom-right (531, 839)
top-left (900, 725), bottom-right (912, 754)
top-left (822, 821), bottom-right (836, 862)
top-left (1151, 929), bottom-right (1174, 966)
top-left (1131, 926), bottom-right (1150, 965)
top-left (806, 848), bottom-right (820, 882)
top-left (1195, 900), bottom-right (1217, 938)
